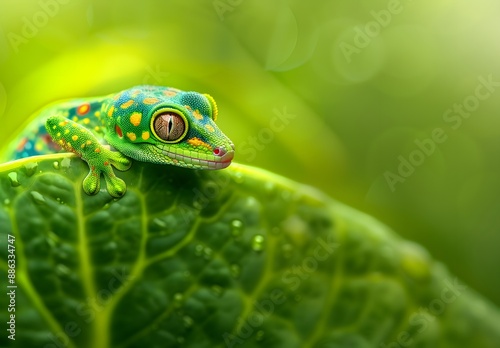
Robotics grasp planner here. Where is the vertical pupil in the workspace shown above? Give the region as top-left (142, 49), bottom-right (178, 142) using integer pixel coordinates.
top-left (167, 116), bottom-right (173, 135)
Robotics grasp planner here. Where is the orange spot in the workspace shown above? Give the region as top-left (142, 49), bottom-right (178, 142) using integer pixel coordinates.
top-left (163, 90), bottom-right (177, 97)
top-left (16, 138), bottom-right (27, 151)
top-left (121, 100), bottom-right (134, 109)
top-left (115, 125), bottom-right (123, 137)
top-left (108, 106), bottom-right (115, 117)
top-left (129, 112), bottom-right (142, 126)
top-left (193, 109), bottom-right (203, 120)
top-left (72, 135), bottom-right (78, 141)
top-left (104, 161), bottom-right (109, 166)
top-left (131, 90), bottom-right (141, 97)
top-left (95, 148), bottom-right (101, 153)
top-left (142, 131), bottom-right (150, 140)
top-left (77, 103), bottom-right (91, 115)
top-left (188, 137), bottom-right (213, 150)
top-left (59, 121), bottom-right (68, 127)
top-left (184, 105), bottom-right (192, 111)
top-left (143, 97), bottom-right (159, 105)
top-left (127, 132), bottom-right (137, 141)
top-left (205, 125), bottom-right (215, 133)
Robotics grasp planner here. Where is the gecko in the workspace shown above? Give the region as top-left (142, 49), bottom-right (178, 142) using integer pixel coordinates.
top-left (5, 85), bottom-right (235, 197)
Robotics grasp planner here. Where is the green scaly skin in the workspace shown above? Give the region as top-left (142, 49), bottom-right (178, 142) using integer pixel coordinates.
top-left (42, 86), bottom-right (234, 197)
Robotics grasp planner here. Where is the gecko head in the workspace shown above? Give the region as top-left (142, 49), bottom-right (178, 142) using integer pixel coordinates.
top-left (103, 86), bottom-right (234, 170)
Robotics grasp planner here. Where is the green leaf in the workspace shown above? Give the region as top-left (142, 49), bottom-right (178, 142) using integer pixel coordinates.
top-left (0, 155), bottom-right (499, 348)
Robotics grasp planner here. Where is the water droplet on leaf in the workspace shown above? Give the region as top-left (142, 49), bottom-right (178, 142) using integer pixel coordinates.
top-left (61, 157), bottom-right (71, 169)
top-left (24, 162), bottom-right (38, 177)
top-left (231, 219), bottom-right (243, 238)
top-left (251, 234), bottom-right (265, 252)
top-left (153, 218), bottom-right (167, 228)
top-left (8, 172), bottom-right (20, 187)
top-left (194, 244), bottom-right (204, 256)
top-left (30, 191), bottom-right (46, 205)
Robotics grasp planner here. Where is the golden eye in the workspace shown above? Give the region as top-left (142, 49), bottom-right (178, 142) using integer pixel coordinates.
top-left (153, 112), bottom-right (186, 142)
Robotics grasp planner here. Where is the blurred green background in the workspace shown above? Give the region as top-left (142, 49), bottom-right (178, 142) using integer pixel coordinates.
top-left (0, 0), bottom-right (499, 306)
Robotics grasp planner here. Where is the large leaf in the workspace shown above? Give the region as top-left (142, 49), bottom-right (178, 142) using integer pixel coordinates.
top-left (0, 155), bottom-right (499, 348)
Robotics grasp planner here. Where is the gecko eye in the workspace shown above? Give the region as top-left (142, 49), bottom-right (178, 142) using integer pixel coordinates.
top-left (153, 112), bottom-right (186, 142)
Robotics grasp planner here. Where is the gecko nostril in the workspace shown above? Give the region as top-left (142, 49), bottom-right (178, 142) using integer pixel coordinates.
top-left (213, 147), bottom-right (226, 157)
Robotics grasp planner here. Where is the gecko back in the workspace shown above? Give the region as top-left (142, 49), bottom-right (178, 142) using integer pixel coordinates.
top-left (3, 98), bottom-right (106, 161)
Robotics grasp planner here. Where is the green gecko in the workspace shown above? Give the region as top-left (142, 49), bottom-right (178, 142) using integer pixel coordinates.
top-left (7, 85), bottom-right (235, 197)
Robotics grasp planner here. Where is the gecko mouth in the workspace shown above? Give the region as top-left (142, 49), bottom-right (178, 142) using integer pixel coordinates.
top-left (159, 147), bottom-right (234, 170)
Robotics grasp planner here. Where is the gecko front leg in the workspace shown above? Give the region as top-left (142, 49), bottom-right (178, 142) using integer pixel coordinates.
top-left (45, 116), bottom-right (132, 197)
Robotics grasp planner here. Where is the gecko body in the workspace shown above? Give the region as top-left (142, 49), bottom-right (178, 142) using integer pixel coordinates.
top-left (6, 86), bottom-right (234, 197)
